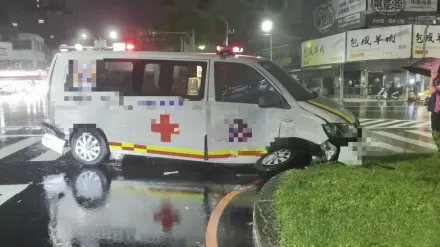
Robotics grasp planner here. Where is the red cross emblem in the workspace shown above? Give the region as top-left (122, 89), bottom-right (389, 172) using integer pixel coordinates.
top-left (154, 201), bottom-right (180, 233)
top-left (151, 114), bottom-right (180, 142)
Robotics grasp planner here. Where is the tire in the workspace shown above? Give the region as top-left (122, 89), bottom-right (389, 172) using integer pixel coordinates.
top-left (255, 148), bottom-right (301, 176)
top-left (71, 129), bottom-right (109, 166)
top-left (71, 168), bottom-right (111, 210)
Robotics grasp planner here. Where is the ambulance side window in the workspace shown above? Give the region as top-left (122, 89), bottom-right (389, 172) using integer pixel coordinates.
top-left (171, 64), bottom-right (204, 99)
top-left (142, 63), bottom-right (162, 95)
top-left (64, 59), bottom-right (134, 94)
top-left (214, 62), bottom-right (278, 104)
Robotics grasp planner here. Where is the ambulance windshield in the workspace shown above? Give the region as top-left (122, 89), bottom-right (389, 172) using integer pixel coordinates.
top-left (259, 61), bottom-right (316, 101)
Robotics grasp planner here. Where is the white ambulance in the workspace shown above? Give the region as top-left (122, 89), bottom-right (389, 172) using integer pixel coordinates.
top-left (41, 46), bottom-right (362, 174)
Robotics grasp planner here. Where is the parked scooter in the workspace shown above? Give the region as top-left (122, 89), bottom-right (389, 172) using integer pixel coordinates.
top-left (376, 88), bottom-right (400, 100)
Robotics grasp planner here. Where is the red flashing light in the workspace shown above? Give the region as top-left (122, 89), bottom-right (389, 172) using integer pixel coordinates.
top-left (216, 45), bottom-right (243, 56)
top-left (232, 46), bottom-right (243, 53)
top-left (59, 44), bottom-right (69, 52)
top-left (126, 43), bottom-right (135, 51)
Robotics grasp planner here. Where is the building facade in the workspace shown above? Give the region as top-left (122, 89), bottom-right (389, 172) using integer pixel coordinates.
top-left (0, 33), bottom-right (47, 70)
top-left (296, 0), bottom-right (440, 99)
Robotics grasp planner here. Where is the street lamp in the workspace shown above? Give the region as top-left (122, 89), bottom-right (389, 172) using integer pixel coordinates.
top-left (81, 33), bottom-right (88, 39)
top-left (261, 20), bottom-right (273, 61)
top-left (109, 31), bottom-right (118, 40)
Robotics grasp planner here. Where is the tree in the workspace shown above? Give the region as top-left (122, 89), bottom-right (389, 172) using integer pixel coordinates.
top-left (159, 0), bottom-right (212, 50)
top-left (160, 0), bottom-right (267, 50)
top-left (0, 25), bottom-right (18, 42)
top-left (160, 0), bottom-right (302, 53)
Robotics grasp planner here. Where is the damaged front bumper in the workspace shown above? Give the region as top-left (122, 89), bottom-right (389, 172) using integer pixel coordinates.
top-left (315, 127), bottom-right (363, 165)
top-left (41, 122), bottom-right (67, 155)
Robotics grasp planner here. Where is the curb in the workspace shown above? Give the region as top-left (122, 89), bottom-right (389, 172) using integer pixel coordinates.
top-left (252, 171), bottom-right (289, 247)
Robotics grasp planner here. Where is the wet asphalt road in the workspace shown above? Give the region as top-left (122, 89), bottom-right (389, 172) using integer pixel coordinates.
top-left (0, 94), bottom-right (436, 247)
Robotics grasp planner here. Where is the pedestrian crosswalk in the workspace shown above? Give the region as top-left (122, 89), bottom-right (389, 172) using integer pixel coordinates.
top-left (360, 118), bottom-right (432, 129)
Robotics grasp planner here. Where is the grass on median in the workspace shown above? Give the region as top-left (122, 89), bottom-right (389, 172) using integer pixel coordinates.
top-left (275, 153), bottom-right (440, 247)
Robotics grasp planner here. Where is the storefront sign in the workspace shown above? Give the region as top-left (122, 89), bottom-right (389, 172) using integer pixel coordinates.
top-left (301, 33), bottom-right (346, 67)
top-left (367, 0), bottom-right (439, 26)
top-left (313, 0), bottom-right (367, 35)
top-left (346, 25), bottom-right (412, 61)
top-left (0, 42), bottom-right (11, 56)
top-left (412, 25), bottom-right (440, 58)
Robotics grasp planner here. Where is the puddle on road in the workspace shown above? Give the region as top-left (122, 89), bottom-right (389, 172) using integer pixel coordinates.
top-left (39, 157), bottom-right (261, 247)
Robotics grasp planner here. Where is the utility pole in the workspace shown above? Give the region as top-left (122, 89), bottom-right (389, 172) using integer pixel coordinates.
top-left (421, 15), bottom-right (430, 94)
top-left (225, 22), bottom-right (229, 46)
top-left (192, 29), bottom-right (196, 52)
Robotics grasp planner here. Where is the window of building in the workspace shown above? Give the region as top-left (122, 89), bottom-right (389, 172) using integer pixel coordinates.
top-left (64, 59), bottom-right (206, 100)
top-left (214, 61), bottom-right (278, 104)
top-left (11, 60), bottom-right (33, 69)
top-left (0, 61), bottom-right (12, 69)
top-left (12, 41), bottom-right (32, 50)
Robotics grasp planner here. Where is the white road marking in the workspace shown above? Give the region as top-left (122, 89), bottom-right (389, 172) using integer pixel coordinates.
top-left (360, 119), bottom-right (386, 126)
top-left (366, 119), bottom-right (404, 129)
top-left (0, 126), bottom-right (42, 130)
top-left (0, 137), bottom-right (40, 160)
top-left (405, 130), bottom-right (433, 138)
top-left (31, 147), bottom-right (70, 162)
top-left (412, 121), bottom-right (432, 128)
top-left (0, 184), bottom-right (29, 206)
top-left (385, 120), bottom-right (421, 128)
top-left (0, 134), bottom-right (43, 137)
top-left (369, 141), bottom-right (415, 153)
top-left (358, 118), bottom-right (376, 124)
top-left (372, 131), bottom-right (438, 150)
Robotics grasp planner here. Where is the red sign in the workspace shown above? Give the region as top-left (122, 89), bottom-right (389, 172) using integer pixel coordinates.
top-left (151, 114), bottom-right (179, 142)
top-left (154, 201), bottom-right (180, 233)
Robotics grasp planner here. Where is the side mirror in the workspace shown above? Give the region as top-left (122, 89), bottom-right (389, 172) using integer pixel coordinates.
top-left (258, 91), bottom-right (282, 108)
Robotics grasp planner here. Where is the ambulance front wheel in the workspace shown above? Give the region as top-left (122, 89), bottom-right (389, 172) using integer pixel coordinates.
top-left (255, 148), bottom-right (299, 176)
top-left (71, 130), bottom-right (109, 166)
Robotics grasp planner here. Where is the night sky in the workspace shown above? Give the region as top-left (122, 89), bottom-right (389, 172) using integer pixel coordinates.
top-left (8, 0), bottom-right (165, 45)
top-left (71, 0), bottom-right (165, 35)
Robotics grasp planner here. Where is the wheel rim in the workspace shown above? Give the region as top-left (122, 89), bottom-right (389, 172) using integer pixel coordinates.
top-left (75, 170), bottom-right (103, 198)
top-left (75, 133), bottom-right (101, 162)
top-left (261, 149), bottom-right (292, 166)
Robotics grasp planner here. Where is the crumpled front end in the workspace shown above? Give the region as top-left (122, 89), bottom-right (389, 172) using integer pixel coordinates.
top-left (315, 119), bottom-right (363, 165)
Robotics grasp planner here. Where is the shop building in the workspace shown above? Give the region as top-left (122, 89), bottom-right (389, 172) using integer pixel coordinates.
top-left (0, 33), bottom-right (48, 70)
top-left (293, 0), bottom-right (440, 100)
top-left (298, 24), bottom-right (440, 100)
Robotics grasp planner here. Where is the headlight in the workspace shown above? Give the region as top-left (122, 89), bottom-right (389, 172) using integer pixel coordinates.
top-left (322, 123), bottom-right (358, 138)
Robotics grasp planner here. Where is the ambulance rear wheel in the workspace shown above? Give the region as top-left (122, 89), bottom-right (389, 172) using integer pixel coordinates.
top-left (71, 130), bottom-right (109, 166)
top-left (255, 148), bottom-right (297, 176)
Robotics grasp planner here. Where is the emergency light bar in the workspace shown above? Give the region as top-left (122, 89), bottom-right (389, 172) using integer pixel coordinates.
top-left (59, 42), bottom-right (135, 52)
top-left (216, 45), bottom-right (243, 56)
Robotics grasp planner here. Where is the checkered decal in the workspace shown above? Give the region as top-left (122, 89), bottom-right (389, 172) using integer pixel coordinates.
top-left (138, 101), bottom-right (184, 107)
top-left (229, 119), bottom-right (252, 143)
